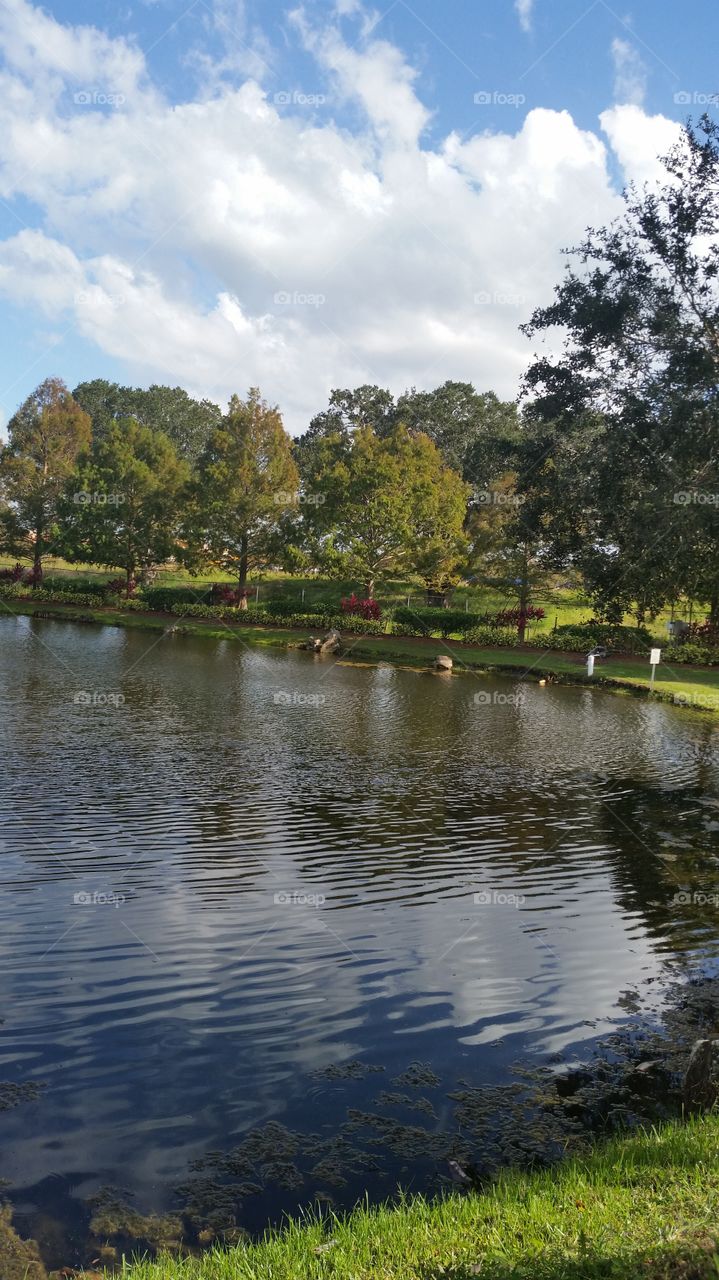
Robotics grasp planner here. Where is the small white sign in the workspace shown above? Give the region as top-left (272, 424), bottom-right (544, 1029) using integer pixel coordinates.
top-left (650, 648), bottom-right (661, 666)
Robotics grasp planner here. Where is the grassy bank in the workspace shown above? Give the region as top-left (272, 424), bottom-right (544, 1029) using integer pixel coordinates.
top-left (110, 1115), bottom-right (719, 1279)
top-left (4, 597), bottom-right (719, 713)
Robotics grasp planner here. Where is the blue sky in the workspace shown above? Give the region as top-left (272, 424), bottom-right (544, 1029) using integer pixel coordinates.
top-left (0, 0), bottom-right (715, 432)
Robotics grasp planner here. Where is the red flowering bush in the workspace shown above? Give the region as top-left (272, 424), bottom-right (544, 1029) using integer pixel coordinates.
top-left (0, 563), bottom-right (25, 582)
top-left (492, 605), bottom-right (545, 629)
top-left (210, 583), bottom-right (249, 606)
top-left (341, 593), bottom-right (382, 620)
top-left (105, 576), bottom-right (137, 597)
top-left (686, 619), bottom-right (719, 646)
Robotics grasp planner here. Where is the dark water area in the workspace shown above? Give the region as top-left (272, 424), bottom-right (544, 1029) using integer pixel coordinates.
top-left (1, 615), bottom-right (718, 1269)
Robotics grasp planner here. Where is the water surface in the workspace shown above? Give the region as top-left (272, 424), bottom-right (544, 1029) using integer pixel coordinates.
top-left (0, 615), bottom-right (718, 1264)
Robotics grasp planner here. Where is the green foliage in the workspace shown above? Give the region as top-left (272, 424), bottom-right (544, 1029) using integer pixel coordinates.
top-left (392, 606), bottom-right (480, 637)
top-left (0, 377), bottom-right (92, 571)
top-left (0, 585), bottom-right (101, 606)
top-left (665, 642), bottom-right (719, 666)
top-left (522, 117), bottom-right (719, 623)
top-left (186, 388), bottom-right (298, 587)
top-left (143, 585), bottom-right (214, 610)
top-left (462, 625), bottom-right (520, 647)
top-left (549, 621), bottom-right (656, 654)
top-left (298, 424), bottom-right (469, 595)
top-left (169, 603), bottom-right (275, 624)
top-left (41, 575), bottom-right (111, 597)
top-left (57, 418), bottom-right (190, 585)
top-left (72, 380), bottom-right (221, 463)
top-left (399, 381), bottom-right (520, 475)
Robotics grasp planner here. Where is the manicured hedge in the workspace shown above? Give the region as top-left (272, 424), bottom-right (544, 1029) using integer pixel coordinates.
top-left (143, 585), bottom-right (214, 610)
top-left (462, 625), bottom-right (520, 647)
top-left (41, 576), bottom-right (110, 597)
top-left (665, 642), bottom-right (719, 666)
top-left (392, 606), bottom-right (483, 637)
top-left (551, 621), bottom-right (656, 655)
top-left (0, 585), bottom-right (102, 607)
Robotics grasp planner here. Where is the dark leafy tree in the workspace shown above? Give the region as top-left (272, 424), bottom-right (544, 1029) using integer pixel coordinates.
top-left (58, 420), bottom-right (190, 591)
top-left (522, 116), bottom-right (719, 621)
top-left (73, 380), bottom-right (221, 463)
top-left (397, 381), bottom-right (520, 475)
top-left (186, 389), bottom-right (298, 602)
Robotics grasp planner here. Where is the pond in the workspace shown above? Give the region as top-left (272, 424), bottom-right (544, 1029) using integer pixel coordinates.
top-left (1, 615), bottom-right (718, 1268)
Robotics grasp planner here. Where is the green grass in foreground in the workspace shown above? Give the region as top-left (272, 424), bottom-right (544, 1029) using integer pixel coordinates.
top-left (113, 1115), bottom-right (719, 1279)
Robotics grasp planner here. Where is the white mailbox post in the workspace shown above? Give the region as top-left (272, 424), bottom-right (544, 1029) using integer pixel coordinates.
top-left (649, 647), bottom-right (661, 690)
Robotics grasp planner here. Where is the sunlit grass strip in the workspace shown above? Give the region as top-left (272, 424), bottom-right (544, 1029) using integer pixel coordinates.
top-left (114, 1116), bottom-right (719, 1279)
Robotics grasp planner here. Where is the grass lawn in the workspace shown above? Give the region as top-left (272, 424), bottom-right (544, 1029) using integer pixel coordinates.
top-left (107, 1114), bottom-right (719, 1279)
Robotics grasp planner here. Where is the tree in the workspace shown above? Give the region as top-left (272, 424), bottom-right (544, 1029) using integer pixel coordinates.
top-left (58, 419), bottom-right (189, 590)
top-left (307, 425), bottom-right (469, 598)
top-left (522, 116), bottom-right (719, 622)
top-left (187, 389), bottom-right (298, 601)
top-left (397, 382), bottom-right (520, 475)
top-left (0, 378), bottom-right (91, 577)
top-left (73, 380), bottom-right (221, 463)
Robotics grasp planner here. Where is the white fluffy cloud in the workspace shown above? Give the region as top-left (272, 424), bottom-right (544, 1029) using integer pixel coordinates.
top-left (515, 0), bottom-right (534, 34)
top-left (0, 0), bottom-right (681, 430)
top-left (610, 38), bottom-right (647, 107)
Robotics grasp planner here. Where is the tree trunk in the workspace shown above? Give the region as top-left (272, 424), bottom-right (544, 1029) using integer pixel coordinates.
top-left (238, 536), bottom-right (249, 609)
top-left (365, 578), bottom-right (375, 599)
top-left (517, 544), bottom-right (529, 643)
top-left (126, 565), bottom-right (135, 597)
top-left (32, 522), bottom-right (43, 586)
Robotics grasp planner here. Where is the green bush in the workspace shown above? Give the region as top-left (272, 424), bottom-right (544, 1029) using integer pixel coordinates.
top-left (392, 606), bottom-right (481, 637)
top-left (41, 576), bottom-right (110, 597)
top-left (552, 621), bottom-right (656, 655)
top-left (664, 642), bottom-right (719, 666)
top-left (263, 598), bottom-right (337, 622)
top-left (337, 615), bottom-right (386, 635)
top-left (541, 631), bottom-right (596, 652)
top-left (169, 602), bottom-right (269, 623)
top-left (3, 586), bottom-right (102, 607)
top-left (275, 611), bottom-right (342, 629)
top-left (143, 585), bottom-right (214, 610)
top-left (462, 625), bottom-right (520, 648)
top-left (113, 597), bottom-right (149, 611)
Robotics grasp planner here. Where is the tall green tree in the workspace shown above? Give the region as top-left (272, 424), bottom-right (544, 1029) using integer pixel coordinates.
top-left (73, 380), bottom-right (221, 463)
top-left (58, 420), bottom-right (189, 590)
top-left (522, 116), bottom-right (719, 622)
top-left (0, 378), bottom-right (91, 577)
top-left (187, 389), bottom-right (298, 600)
top-left (306, 425), bottom-right (469, 598)
top-left (397, 382), bottom-right (520, 475)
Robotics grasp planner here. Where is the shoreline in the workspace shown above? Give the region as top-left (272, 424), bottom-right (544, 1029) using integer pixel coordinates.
top-left (2, 596), bottom-right (718, 713)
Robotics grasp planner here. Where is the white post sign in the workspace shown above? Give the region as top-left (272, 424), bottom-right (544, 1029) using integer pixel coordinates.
top-left (649, 648), bottom-right (661, 690)
top-left (586, 652), bottom-right (595, 677)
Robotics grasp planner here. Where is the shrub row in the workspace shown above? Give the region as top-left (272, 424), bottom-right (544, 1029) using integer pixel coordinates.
top-left (551, 621), bottom-right (657, 655)
top-left (664, 643), bottom-right (719, 667)
top-left (41, 575), bottom-right (111, 597)
top-left (392, 606), bottom-right (483, 637)
top-left (462, 626), bottom-right (520, 647)
top-left (144, 585), bottom-right (214, 609)
top-left (0, 584), bottom-right (103, 607)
